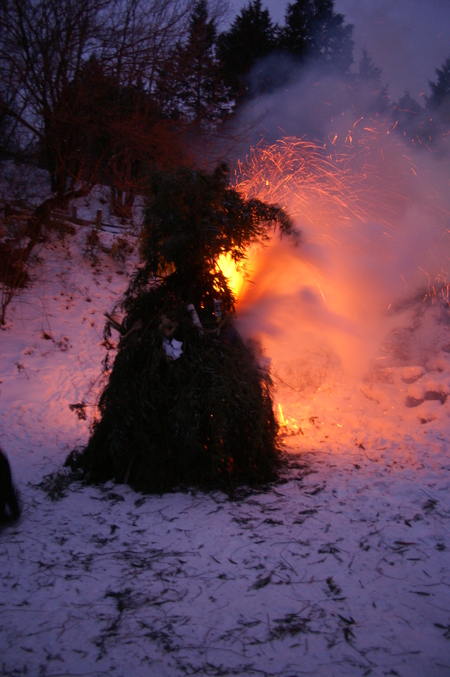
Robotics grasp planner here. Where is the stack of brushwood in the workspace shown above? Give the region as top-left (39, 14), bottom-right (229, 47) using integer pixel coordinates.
top-left (68, 163), bottom-right (298, 493)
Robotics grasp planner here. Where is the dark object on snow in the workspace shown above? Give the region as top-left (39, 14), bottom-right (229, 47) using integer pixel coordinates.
top-left (0, 447), bottom-right (20, 521)
top-left (68, 164), bottom-right (298, 494)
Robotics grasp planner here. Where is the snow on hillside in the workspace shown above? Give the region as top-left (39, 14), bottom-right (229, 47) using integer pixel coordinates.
top-left (0, 200), bottom-right (449, 676)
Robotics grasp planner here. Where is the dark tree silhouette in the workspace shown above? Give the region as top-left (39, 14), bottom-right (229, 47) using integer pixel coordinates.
top-left (391, 90), bottom-right (431, 150)
top-left (281, 0), bottom-right (354, 73)
top-left (427, 56), bottom-right (450, 126)
top-left (218, 0), bottom-right (279, 101)
top-left (157, 1), bottom-right (232, 128)
top-left (355, 49), bottom-right (389, 113)
top-left (357, 49), bottom-right (382, 82)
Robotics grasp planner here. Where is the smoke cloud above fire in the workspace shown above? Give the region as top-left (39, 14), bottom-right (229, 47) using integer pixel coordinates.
top-left (228, 29), bottom-right (450, 382)
top-left (230, 0), bottom-right (450, 100)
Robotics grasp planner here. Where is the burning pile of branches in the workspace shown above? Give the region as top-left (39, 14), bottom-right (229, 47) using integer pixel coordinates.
top-left (67, 164), bottom-right (298, 493)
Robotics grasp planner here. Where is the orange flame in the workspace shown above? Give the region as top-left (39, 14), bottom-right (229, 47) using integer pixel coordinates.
top-left (216, 253), bottom-right (247, 299)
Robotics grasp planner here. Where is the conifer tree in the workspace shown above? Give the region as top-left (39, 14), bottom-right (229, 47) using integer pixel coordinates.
top-left (157, 1), bottom-right (232, 127)
top-left (355, 49), bottom-right (389, 113)
top-left (391, 90), bottom-right (429, 149)
top-left (357, 49), bottom-right (382, 82)
top-left (282, 0), bottom-right (354, 73)
top-left (427, 56), bottom-right (450, 124)
top-left (218, 0), bottom-right (278, 101)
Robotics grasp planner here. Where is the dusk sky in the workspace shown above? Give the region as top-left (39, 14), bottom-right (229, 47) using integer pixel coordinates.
top-left (228, 0), bottom-right (450, 100)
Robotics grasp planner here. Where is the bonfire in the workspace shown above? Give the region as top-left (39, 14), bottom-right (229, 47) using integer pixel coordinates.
top-left (68, 163), bottom-right (298, 493)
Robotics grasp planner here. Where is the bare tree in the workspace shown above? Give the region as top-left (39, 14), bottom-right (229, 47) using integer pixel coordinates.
top-left (0, 0), bottom-right (195, 196)
top-left (0, 0), bottom-right (106, 192)
top-left (0, 0), bottom-right (197, 323)
top-left (102, 0), bottom-right (195, 90)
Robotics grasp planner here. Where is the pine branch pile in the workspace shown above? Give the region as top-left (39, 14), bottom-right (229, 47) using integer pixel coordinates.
top-left (69, 164), bottom-right (298, 493)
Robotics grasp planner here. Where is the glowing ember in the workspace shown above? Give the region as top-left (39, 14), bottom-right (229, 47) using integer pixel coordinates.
top-left (235, 136), bottom-right (357, 220)
top-left (277, 403), bottom-right (300, 436)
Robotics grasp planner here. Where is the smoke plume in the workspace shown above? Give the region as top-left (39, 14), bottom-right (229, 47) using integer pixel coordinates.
top-left (230, 54), bottom-right (450, 383)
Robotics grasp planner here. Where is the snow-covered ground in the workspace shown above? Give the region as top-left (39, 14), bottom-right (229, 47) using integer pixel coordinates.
top-left (0, 199), bottom-right (449, 676)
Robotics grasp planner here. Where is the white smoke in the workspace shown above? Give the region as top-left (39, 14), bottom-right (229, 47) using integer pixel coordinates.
top-left (231, 57), bottom-right (450, 382)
